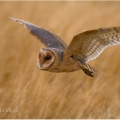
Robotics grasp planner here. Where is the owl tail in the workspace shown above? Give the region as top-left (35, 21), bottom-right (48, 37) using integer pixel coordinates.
top-left (79, 62), bottom-right (97, 77)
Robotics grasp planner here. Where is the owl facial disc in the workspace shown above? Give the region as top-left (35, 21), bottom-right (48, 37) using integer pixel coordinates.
top-left (37, 48), bottom-right (54, 70)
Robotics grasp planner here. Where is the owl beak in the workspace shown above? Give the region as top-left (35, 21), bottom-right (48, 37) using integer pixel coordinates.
top-left (37, 60), bottom-right (44, 70)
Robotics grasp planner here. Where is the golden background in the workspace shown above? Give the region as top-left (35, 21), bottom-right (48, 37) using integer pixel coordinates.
top-left (0, 1), bottom-right (120, 118)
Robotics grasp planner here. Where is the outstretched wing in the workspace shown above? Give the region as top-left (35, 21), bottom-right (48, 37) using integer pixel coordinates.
top-left (64, 27), bottom-right (120, 63)
top-left (9, 17), bottom-right (67, 50)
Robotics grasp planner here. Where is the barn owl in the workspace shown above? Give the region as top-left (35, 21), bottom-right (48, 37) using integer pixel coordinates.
top-left (9, 17), bottom-right (120, 77)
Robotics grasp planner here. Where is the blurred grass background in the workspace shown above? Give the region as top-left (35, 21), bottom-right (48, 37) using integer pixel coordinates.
top-left (0, 1), bottom-right (120, 118)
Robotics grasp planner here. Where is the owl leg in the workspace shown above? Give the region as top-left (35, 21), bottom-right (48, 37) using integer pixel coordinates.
top-left (78, 62), bottom-right (97, 77)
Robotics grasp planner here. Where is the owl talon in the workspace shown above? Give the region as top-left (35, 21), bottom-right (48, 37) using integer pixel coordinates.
top-left (79, 62), bottom-right (97, 77)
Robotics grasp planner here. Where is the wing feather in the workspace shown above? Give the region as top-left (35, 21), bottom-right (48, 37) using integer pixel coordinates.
top-left (64, 27), bottom-right (120, 63)
top-left (9, 17), bottom-right (67, 50)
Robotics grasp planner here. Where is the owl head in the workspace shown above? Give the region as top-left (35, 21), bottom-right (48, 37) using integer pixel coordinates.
top-left (37, 48), bottom-right (63, 71)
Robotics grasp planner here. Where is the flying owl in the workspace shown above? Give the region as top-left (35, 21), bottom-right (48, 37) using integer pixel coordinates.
top-left (9, 17), bottom-right (120, 77)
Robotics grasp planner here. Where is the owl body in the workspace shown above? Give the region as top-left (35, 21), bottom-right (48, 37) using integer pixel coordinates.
top-left (37, 48), bottom-right (81, 72)
top-left (9, 17), bottom-right (120, 77)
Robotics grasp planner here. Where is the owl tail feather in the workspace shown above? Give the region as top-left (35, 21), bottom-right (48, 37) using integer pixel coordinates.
top-left (79, 62), bottom-right (97, 77)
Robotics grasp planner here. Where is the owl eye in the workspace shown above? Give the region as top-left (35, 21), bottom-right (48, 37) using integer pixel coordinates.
top-left (44, 55), bottom-right (51, 61)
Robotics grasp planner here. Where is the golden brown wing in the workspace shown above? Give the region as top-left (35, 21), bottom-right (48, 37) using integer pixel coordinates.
top-left (9, 17), bottom-right (67, 50)
top-left (64, 27), bottom-right (120, 63)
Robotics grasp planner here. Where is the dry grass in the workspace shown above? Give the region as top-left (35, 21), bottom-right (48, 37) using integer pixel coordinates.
top-left (1, 1), bottom-right (120, 119)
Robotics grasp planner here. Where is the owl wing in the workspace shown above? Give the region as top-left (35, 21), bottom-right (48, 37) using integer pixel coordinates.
top-left (9, 17), bottom-right (67, 50)
top-left (64, 27), bottom-right (120, 63)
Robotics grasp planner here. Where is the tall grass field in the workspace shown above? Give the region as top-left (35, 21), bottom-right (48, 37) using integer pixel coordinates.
top-left (0, 1), bottom-right (120, 118)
